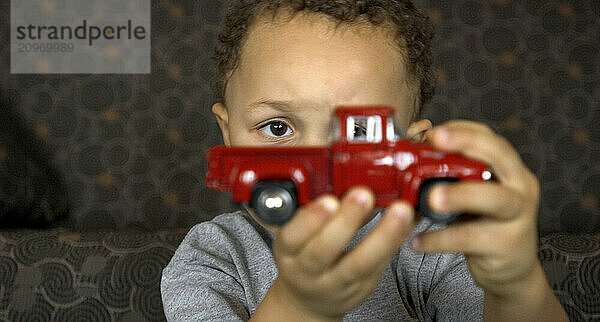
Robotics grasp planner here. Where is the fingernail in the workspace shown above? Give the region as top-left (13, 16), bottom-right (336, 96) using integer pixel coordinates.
top-left (389, 203), bottom-right (410, 222)
top-left (411, 236), bottom-right (421, 252)
top-left (319, 196), bottom-right (338, 212)
top-left (431, 186), bottom-right (447, 210)
top-left (350, 188), bottom-right (370, 205)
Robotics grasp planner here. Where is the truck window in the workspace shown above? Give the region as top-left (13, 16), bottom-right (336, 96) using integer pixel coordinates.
top-left (386, 116), bottom-right (404, 141)
top-left (346, 116), bottom-right (382, 143)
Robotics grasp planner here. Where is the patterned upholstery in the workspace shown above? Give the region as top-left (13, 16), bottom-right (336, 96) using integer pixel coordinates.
top-left (0, 230), bottom-right (597, 321)
top-left (418, 0), bottom-right (599, 234)
top-left (0, 0), bottom-right (598, 321)
top-left (539, 234), bottom-right (600, 321)
top-left (0, 228), bottom-right (187, 321)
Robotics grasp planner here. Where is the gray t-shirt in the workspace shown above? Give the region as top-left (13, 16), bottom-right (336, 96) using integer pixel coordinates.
top-left (161, 210), bottom-right (483, 321)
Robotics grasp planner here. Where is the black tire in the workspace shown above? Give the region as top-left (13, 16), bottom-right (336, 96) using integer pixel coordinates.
top-left (418, 179), bottom-right (458, 224)
top-left (251, 181), bottom-right (298, 225)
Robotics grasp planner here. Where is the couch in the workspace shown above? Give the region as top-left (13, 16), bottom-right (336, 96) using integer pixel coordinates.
top-left (0, 0), bottom-right (598, 321)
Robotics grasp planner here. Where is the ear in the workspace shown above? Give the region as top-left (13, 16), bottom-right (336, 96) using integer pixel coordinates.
top-left (212, 103), bottom-right (231, 146)
top-left (406, 119), bottom-right (432, 143)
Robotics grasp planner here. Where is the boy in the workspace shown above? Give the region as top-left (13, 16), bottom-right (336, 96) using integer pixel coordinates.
top-left (161, 0), bottom-right (568, 320)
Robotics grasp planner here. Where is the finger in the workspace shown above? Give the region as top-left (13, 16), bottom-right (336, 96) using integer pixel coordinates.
top-left (427, 121), bottom-right (528, 188)
top-left (299, 187), bottom-right (375, 273)
top-left (276, 195), bottom-right (339, 255)
top-left (334, 202), bottom-right (415, 282)
top-left (411, 219), bottom-right (504, 255)
top-left (428, 182), bottom-right (524, 220)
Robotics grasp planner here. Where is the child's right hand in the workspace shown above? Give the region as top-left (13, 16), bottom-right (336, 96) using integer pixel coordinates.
top-left (251, 187), bottom-right (415, 321)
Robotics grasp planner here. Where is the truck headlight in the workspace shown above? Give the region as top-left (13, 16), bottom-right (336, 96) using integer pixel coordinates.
top-left (482, 170), bottom-right (492, 181)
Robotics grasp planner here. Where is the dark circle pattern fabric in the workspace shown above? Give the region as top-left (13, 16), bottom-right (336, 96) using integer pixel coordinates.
top-left (2, 0), bottom-right (594, 233)
top-left (80, 80), bottom-right (114, 112)
top-left (549, 233), bottom-right (600, 254)
top-left (579, 255), bottom-right (600, 295)
top-left (103, 232), bottom-right (158, 251)
top-left (7, 293), bottom-right (54, 322)
top-left (539, 233), bottom-right (600, 321)
top-left (418, 0), bottom-right (600, 234)
top-left (132, 284), bottom-right (167, 321)
top-left (13, 233), bottom-right (66, 266)
top-left (98, 272), bottom-right (132, 310)
top-left (53, 298), bottom-right (112, 322)
top-left (0, 228), bottom-right (187, 321)
top-left (0, 256), bottom-right (17, 293)
top-left (40, 262), bottom-right (78, 304)
top-left (0, 229), bottom-right (596, 321)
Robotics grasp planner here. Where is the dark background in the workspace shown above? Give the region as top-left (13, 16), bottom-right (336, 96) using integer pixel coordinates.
top-left (0, 0), bottom-right (598, 321)
top-left (0, 0), bottom-right (598, 233)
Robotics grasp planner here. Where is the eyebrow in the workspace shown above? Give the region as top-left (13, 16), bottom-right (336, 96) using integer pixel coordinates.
top-left (247, 99), bottom-right (298, 113)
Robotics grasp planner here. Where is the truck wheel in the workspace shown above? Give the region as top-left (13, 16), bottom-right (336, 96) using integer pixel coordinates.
top-left (251, 181), bottom-right (298, 225)
top-left (418, 179), bottom-right (459, 224)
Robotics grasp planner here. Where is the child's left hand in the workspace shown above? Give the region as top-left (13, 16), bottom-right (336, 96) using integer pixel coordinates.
top-left (412, 120), bottom-right (567, 320)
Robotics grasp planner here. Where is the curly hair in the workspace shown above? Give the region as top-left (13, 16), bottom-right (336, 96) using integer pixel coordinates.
top-left (212, 0), bottom-right (435, 117)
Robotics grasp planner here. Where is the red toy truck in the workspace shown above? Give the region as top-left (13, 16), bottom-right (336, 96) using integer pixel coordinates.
top-left (206, 106), bottom-right (492, 225)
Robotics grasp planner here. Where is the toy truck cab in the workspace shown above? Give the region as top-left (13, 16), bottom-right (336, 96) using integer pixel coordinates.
top-left (329, 107), bottom-right (406, 202)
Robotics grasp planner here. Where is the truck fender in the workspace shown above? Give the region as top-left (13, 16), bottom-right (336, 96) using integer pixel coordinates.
top-left (285, 167), bottom-right (312, 205)
top-left (231, 166), bottom-right (312, 205)
top-left (401, 170), bottom-right (458, 207)
top-left (231, 168), bottom-right (258, 204)
top-left (409, 159), bottom-right (487, 205)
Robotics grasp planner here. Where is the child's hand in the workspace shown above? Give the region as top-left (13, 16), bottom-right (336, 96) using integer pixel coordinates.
top-left (256, 187), bottom-right (415, 321)
top-left (413, 121), bottom-right (566, 320)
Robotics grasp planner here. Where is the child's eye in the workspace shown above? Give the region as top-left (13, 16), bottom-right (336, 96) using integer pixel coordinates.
top-left (258, 120), bottom-right (293, 138)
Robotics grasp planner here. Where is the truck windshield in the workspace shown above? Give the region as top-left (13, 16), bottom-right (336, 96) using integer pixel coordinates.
top-left (346, 116), bottom-right (382, 143)
top-left (387, 116), bottom-right (404, 141)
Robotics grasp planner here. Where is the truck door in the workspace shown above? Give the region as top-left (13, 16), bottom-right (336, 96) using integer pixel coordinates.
top-left (332, 115), bottom-right (396, 200)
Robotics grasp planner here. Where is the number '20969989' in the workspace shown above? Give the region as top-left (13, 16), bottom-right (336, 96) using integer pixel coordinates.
top-left (18, 42), bottom-right (74, 53)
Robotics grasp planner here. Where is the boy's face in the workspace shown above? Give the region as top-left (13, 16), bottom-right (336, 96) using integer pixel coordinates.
top-left (213, 11), bottom-right (420, 147)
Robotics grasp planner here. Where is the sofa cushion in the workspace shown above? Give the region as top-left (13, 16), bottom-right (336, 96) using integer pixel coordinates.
top-left (0, 228), bottom-right (597, 321)
top-left (539, 232), bottom-right (600, 321)
top-left (0, 227), bottom-right (187, 321)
